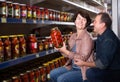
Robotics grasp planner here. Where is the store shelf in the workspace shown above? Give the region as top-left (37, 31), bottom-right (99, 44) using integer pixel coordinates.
top-left (62, 0), bottom-right (99, 14)
top-left (0, 49), bottom-right (58, 70)
top-left (85, 0), bottom-right (105, 10)
top-left (0, 18), bottom-right (75, 25)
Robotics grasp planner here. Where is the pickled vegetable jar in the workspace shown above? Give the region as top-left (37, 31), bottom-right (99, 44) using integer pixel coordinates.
top-left (50, 27), bottom-right (63, 48)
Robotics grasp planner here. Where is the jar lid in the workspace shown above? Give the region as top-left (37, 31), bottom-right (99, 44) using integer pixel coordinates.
top-left (0, 0), bottom-right (6, 2)
top-left (6, 1), bottom-right (12, 3)
top-left (20, 4), bottom-right (26, 6)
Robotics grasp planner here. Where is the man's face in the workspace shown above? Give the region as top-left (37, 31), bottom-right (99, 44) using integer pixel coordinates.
top-left (93, 15), bottom-right (103, 33)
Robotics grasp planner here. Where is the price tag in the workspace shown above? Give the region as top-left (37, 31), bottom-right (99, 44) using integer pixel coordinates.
top-left (46, 51), bottom-right (49, 55)
top-left (41, 20), bottom-right (44, 23)
top-left (1, 18), bottom-right (7, 23)
top-left (33, 20), bottom-right (37, 23)
top-left (22, 19), bottom-right (26, 23)
top-left (51, 50), bottom-right (54, 53)
top-left (36, 53), bottom-right (39, 58)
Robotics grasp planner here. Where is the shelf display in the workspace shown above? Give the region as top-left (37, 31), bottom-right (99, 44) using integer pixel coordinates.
top-left (0, 0), bottom-right (105, 81)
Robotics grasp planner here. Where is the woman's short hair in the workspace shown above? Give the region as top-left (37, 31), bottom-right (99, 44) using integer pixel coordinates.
top-left (73, 11), bottom-right (91, 27)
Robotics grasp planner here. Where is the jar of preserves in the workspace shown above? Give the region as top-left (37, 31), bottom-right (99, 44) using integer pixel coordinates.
top-left (26, 70), bottom-right (35, 82)
top-left (20, 4), bottom-right (27, 19)
top-left (0, 0), bottom-right (7, 18)
top-left (44, 38), bottom-right (49, 50)
top-left (39, 66), bottom-right (47, 82)
top-left (44, 8), bottom-right (49, 20)
top-left (13, 3), bottom-right (20, 19)
top-left (6, 1), bottom-right (13, 18)
top-left (20, 73), bottom-right (29, 82)
top-left (36, 7), bottom-right (41, 20)
top-left (40, 7), bottom-right (44, 20)
top-left (1, 36), bottom-right (11, 61)
top-left (38, 40), bottom-right (44, 52)
top-left (50, 27), bottom-right (63, 48)
top-left (27, 34), bottom-right (37, 54)
top-left (48, 9), bottom-right (53, 20)
top-left (9, 35), bottom-right (19, 59)
top-left (34, 68), bottom-right (40, 82)
top-left (27, 5), bottom-right (32, 19)
top-left (0, 36), bottom-right (4, 63)
top-left (32, 6), bottom-right (37, 19)
top-left (17, 35), bottom-right (26, 57)
top-left (48, 61), bottom-right (55, 70)
top-left (43, 63), bottom-right (51, 80)
top-left (12, 76), bottom-right (20, 82)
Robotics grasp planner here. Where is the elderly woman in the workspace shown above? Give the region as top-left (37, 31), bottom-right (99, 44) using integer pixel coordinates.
top-left (50, 11), bottom-right (94, 82)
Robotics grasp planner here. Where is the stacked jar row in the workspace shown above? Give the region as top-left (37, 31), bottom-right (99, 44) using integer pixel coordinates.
top-left (0, 34), bottom-right (70, 63)
top-left (2, 56), bottom-right (68, 82)
top-left (0, 0), bottom-right (74, 22)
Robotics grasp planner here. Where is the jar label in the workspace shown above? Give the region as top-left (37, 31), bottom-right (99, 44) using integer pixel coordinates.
top-left (0, 7), bottom-right (6, 15)
top-left (15, 9), bottom-right (20, 16)
top-left (21, 10), bottom-right (27, 17)
top-left (8, 7), bottom-right (13, 16)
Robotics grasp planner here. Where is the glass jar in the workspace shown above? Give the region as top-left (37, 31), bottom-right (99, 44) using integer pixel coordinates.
top-left (6, 1), bottom-right (13, 18)
top-left (27, 34), bottom-right (37, 54)
top-left (27, 5), bottom-right (32, 19)
top-left (44, 8), bottom-right (49, 20)
top-left (27, 70), bottom-right (35, 82)
top-left (36, 7), bottom-right (41, 20)
top-left (32, 6), bottom-right (37, 19)
top-left (20, 4), bottom-right (27, 19)
top-left (40, 7), bottom-right (44, 20)
top-left (20, 73), bottom-right (29, 82)
top-left (43, 63), bottom-right (51, 80)
top-left (17, 35), bottom-right (26, 57)
top-left (44, 39), bottom-right (49, 50)
top-left (38, 40), bottom-right (44, 52)
top-left (9, 35), bottom-right (19, 59)
top-left (39, 66), bottom-right (47, 82)
top-left (34, 68), bottom-right (40, 82)
top-left (13, 3), bottom-right (20, 19)
top-left (0, 36), bottom-right (4, 63)
top-left (1, 36), bottom-right (11, 61)
top-left (0, 0), bottom-right (7, 18)
top-left (48, 9), bottom-right (53, 21)
top-left (12, 76), bottom-right (20, 82)
top-left (50, 27), bottom-right (63, 48)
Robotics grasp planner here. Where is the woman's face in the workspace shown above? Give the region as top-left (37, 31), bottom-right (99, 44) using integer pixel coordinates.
top-left (75, 14), bottom-right (87, 30)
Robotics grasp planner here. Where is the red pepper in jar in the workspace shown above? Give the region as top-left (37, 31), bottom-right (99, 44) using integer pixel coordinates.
top-left (17, 35), bottom-right (26, 57)
top-left (12, 76), bottom-right (20, 82)
top-left (0, 0), bottom-right (7, 18)
top-left (20, 73), bottom-right (29, 82)
top-left (27, 5), bottom-right (32, 19)
top-left (0, 36), bottom-right (4, 62)
top-left (13, 3), bottom-right (20, 19)
top-left (34, 69), bottom-right (40, 82)
top-left (1, 36), bottom-right (11, 61)
top-left (27, 70), bottom-right (35, 82)
top-left (20, 4), bottom-right (27, 19)
top-left (9, 35), bottom-right (19, 59)
top-left (32, 6), bottom-right (37, 20)
top-left (50, 27), bottom-right (63, 48)
top-left (7, 1), bottom-right (13, 18)
top-left (36, 7), bottom-right (41, 20)
top-left (27, 34), bottom-right (37, 54)
top-left (44, 8), bottom-right (49, 20)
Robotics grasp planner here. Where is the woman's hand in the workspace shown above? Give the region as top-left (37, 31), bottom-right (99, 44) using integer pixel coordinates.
top-left (55, 42), bottom-right (70, 56)
top-left (74, 56), bottom-right (85, 66)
